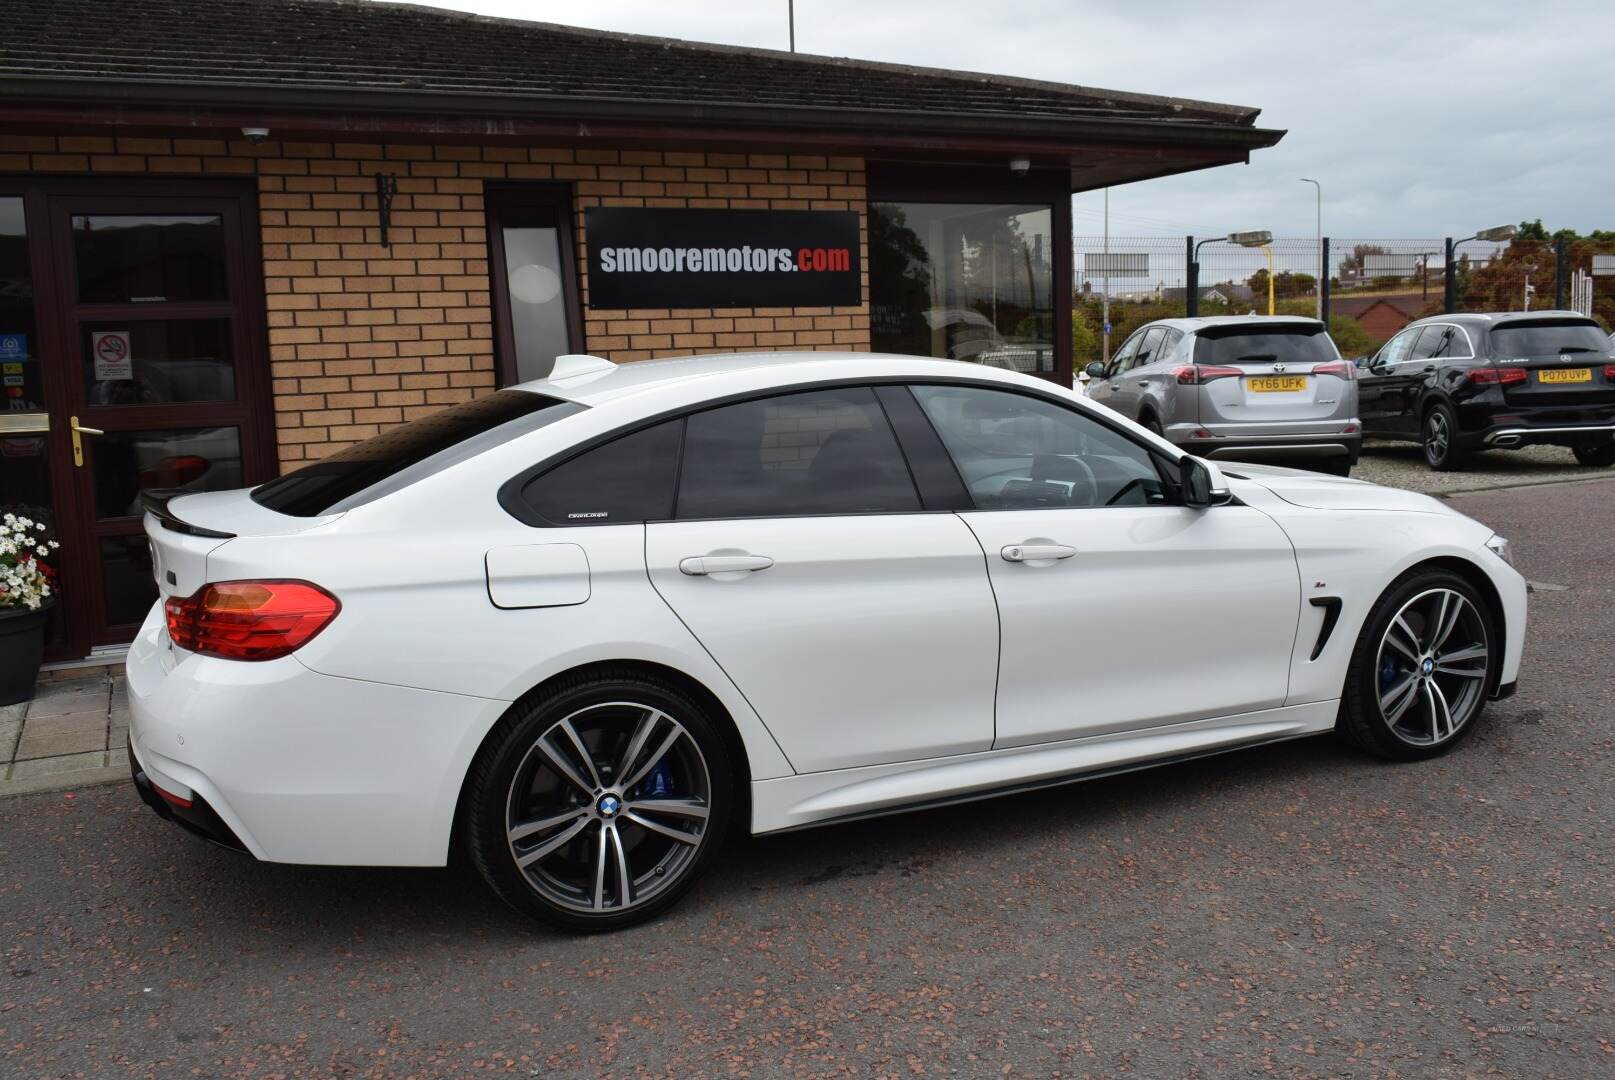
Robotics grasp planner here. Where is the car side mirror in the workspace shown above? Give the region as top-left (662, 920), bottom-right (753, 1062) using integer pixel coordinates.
top-left (1179, 455), bottom-right (1229, 509)
top-left (1084, 361), bottom-right (1107, 379)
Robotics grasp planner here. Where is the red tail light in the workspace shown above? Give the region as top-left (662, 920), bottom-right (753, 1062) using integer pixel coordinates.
top-left (1604, 364), bottom-right (1615, 380)
top-left (1173, 364), bottom-right (1244, 385)
top-left (1467, 366), bottom-right (1528, 386)
top-left (1311, 360), bottom-right (1355, 379)
top-left (164, 580), bottom-right (340, 661)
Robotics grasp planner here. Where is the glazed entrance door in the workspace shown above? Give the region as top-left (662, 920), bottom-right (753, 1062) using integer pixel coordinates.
top-left (0, 180), bottom-right (273, 658)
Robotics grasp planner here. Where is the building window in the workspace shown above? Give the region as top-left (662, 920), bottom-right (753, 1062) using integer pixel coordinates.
top-left (870, 202), bottom-right (1055, 374)
top-left (487, 185), bottom-right (582, 385)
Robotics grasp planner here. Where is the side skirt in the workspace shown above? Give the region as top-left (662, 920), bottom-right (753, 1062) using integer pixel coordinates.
top-left (750, 700), bottom-right (1338, 835)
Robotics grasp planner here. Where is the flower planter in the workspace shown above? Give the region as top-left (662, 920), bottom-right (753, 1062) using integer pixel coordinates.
top-left (0, 604), bottom-right (50, 706)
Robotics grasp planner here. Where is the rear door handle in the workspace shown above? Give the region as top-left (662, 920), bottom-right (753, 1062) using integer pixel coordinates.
top-left (1136, 380), bottom-right (1149, 389)
top-left (679, 555), bottom-right (774, 576)
top-left (1001, 543), bottom-right (1078, 563)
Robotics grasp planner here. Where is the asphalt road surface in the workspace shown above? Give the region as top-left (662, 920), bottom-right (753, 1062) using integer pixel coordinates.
top-left (3, 479), bottom-right (1612, 1079)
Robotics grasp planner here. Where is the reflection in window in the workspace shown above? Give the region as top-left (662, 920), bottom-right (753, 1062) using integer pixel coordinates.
top-left (72, 215), bottom-right (228, 304)
top-left (81, 319), bottom-right (235, 405)
top-left (91, 426), bottom-right (243, 519)
top-left (871, 203), bottom-right (1055, 373)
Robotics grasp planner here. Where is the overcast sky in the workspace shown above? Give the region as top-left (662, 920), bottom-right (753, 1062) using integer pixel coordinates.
top-left (400, 0), bottom-right (1612, 241)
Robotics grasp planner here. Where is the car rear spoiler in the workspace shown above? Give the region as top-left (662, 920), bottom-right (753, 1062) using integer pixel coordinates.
top-left (140, 490), bottom-right (236, 539)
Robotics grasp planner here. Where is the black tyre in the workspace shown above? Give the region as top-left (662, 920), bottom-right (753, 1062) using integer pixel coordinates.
top-left (464, 668), bottom-right (732, 931)
top-left (1337, 568), bottom-right (1496, 761)
top-left (1572, 444), bottom-right (1615, 467)
top-left (1422, 402), bottom-right (1468, 470)
top-left (1141, 413), bottom-right (1165, 437)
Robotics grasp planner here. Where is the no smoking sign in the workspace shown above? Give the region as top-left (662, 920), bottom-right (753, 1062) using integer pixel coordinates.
top-left (92, 330), bottom-right (133, 381)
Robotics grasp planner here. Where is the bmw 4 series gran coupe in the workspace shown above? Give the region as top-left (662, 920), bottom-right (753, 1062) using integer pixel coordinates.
top-left (129, 352), bottom-right (1527, 929)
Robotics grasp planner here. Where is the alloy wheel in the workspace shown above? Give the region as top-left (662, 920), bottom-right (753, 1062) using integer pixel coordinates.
top-left (505, 701), bottom-right (712, 915)
top-left (1424, 411), bottom-right (1450, 465)
top-left (1374, 588), bottom-right (1490, 747)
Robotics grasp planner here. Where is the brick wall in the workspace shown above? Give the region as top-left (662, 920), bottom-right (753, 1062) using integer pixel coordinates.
top-left (0, 134), bottom-right (871, 472)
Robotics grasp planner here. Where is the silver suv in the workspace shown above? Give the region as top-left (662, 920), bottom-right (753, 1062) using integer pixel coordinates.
top-left (1082, 316), bottom-right (1361, 475)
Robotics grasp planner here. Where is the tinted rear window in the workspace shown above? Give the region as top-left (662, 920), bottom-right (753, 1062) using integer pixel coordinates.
top-left (1193, 325), bottom-right (1338, 366)
top-left (1489, 320), bottom-right (1611, 357)
top-left (253, 390), bottom-right (580, 516)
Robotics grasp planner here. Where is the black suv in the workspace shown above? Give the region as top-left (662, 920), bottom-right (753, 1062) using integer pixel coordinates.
top-left (1356, 311), bottom-right (1615, 470)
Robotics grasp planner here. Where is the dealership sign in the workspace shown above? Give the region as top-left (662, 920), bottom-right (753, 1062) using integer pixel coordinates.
top-left (584, 208), bottom-right (860, 309)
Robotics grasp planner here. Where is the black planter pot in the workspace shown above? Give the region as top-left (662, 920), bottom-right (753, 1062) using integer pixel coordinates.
top-left (0, 604), bottom-right (51, 706)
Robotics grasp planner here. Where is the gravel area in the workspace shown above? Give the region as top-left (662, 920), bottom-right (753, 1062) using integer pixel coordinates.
top-left (1, 480), bottom-right (1611, 1078)
top-left (1353, 439), bottom-right (1614, 495)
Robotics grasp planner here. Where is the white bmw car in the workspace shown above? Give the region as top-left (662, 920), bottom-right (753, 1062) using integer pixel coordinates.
top-left (129, 352), bottom-right (1526, 929)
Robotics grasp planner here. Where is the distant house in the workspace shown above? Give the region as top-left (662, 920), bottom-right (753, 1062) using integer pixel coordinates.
top-left (1161, 283), bottom-right (1254, 305)
top-left (1330, 294), bottom-right (1429, 342)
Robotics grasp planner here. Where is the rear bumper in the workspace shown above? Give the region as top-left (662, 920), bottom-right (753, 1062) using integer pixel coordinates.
top-left (1172, 426), bottom-right (1362, 462)
top-left (1479, 423), bottom-right (1615, 449)
top-left (125, 608), bottom-right (509, 867)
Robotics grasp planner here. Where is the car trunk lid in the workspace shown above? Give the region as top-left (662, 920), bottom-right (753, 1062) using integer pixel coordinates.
top-left (142, 488), bottom-right (341, 601)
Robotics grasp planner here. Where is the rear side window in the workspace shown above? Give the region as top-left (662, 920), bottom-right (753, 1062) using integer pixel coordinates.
top-left (520, 420), bottom-right (681, 526)
top-left (1193, 325), bottom-right (1339, 366)
top-left (676, 387), bottom-right (920, 519)
top-left (1490, 319), bottom-right (1611, 357)
top-left (253, 390), bottom-right (579, 516)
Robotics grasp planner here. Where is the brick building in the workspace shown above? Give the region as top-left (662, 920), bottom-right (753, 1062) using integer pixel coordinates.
top-left (0, 0), bottom-right (1281, 658)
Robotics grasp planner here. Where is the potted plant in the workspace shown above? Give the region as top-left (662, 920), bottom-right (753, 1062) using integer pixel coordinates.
top-left (0, 511), bottom-right (60, 706)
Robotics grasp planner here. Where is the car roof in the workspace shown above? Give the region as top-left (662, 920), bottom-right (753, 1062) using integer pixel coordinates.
top-left (1409, 309), bottom-right (1592, 326)
top-left (1141, 315), bottom-right (1325, 332)
top-left (509, 351), bottom-right (1042, 406)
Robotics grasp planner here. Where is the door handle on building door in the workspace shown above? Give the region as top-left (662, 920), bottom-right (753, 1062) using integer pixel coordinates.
top-left (69, 415), bottom-right (104, 468)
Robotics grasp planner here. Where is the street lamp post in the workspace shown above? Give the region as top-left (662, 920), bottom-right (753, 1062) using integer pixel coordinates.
top-left (1445, 224), bottom-right (1519, 313)
top-left (1300, 178), bottom-right (1322, 320)
top-left (1189, 230), bottom-right (1272, 317)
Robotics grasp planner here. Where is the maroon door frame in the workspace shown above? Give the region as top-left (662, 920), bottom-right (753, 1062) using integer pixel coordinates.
top-left (866, 162), bottom-right (1074, 387)
top-left (0, 175), bottom-right (274, 659)
top-left (483, 183), bottom-right (584, 387)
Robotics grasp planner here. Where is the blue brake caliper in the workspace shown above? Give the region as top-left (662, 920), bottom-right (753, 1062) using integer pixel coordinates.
top-left (643, 760), bottom-right (674, 799)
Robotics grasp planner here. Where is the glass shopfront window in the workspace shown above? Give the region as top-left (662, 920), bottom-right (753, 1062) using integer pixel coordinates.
top-left (870, 202), bottom-right (1055, 373)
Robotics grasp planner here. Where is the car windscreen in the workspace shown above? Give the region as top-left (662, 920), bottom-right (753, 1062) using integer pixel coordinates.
top-left (1192, 325), bottom-right (1338, 366)
top-left (252, 390), bottom-right (582, 516)
top-left (1489, 319), bottom-right (1612, 357)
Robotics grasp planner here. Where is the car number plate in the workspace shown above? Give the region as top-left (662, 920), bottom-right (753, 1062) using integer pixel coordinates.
top-left (1538, 367), bottom-right (1591, 384)
top-left (1248, 375), bottom-right (1308, 392)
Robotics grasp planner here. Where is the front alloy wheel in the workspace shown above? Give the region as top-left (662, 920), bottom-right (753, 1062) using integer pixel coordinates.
top-left (466, 672), bottom-right (730, 930)
top-left (1339, 570), bottom-right (1494, 760)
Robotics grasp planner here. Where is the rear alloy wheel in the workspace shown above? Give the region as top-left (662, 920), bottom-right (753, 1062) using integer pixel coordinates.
top-left (1572, 444), bottom-right (1615, 467)
top-left (1338, 569), bottom-right (1494, 760)
top-left (465, 672), bottom-right (731, 930)
top-left (1422, 403), bottom-right (1468, 471)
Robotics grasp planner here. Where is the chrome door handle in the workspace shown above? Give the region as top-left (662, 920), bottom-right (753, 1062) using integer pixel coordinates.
top-left (71, 418), bottom-right (105, 436)
top-left (1001, 543), bottom-right (1077, 563)
top-left (1136, 380), bottom-right (1149, 388)
top-left (679, 555), bottom-right (775, 576)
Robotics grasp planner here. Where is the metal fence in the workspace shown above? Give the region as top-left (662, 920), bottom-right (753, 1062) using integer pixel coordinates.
top-left (1072, 235), bottom-right (1615, 366)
